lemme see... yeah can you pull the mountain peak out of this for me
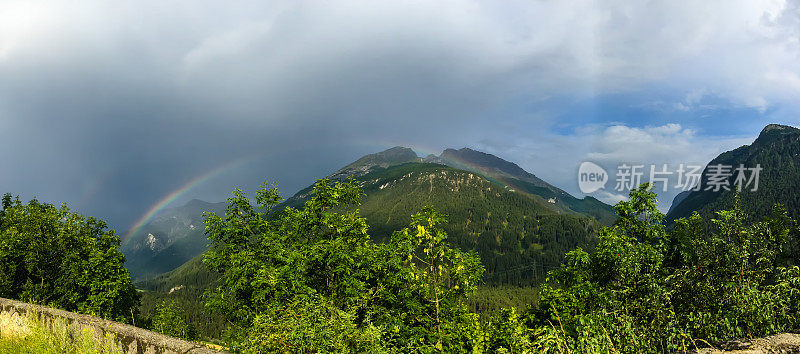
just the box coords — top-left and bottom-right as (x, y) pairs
(439, 147), (537, 181)
(347, 146), (419, 167)
(667, 123), (800, 223)
(755, 124), (800, 145)
(761, 124), (795, 133)
(185, 199), (210, 207)
(330, 146), (420, 180)
(381, 146), (418, 157)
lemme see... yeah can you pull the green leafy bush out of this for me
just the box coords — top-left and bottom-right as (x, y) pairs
(196, 180), (800, 352)
(0, 194), (138, 322)
(531, 184), (800, 353)
(151, 299), (192, 340)
(202, 179), (485, 352)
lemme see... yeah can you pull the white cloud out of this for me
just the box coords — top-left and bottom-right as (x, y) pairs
(0, 0), (798, 226)
(594, 189), (629, 206)
(477, 123), (753, 211)
(2, 0), (798, 118)
(583, 124), (752, 209)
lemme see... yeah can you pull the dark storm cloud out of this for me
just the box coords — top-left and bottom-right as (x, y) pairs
(1, 0), (799, 228)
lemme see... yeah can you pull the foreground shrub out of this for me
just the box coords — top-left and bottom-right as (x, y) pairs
(532, 184), (800, 353)
(202, 179), (484, 352)
(151, 299), (192, 340)
(0, 194), (138, 322)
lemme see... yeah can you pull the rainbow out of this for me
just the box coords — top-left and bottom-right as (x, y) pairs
(121, 143), (445, 245)
(122, 155), (258, 245)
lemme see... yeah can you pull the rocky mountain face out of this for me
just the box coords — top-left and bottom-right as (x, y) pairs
(120, 199), (226, 280)
(328, 146), (421, 180)
(667, 124), (800, 222)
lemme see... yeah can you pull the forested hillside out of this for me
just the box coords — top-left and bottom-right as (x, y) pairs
(151, 179), (800, 352)
(352, 163), (601, 284)
(667, 124), (800, 223)
(433, 147), (616, 224)
(135, 256), (226, 340)
(285, 162), (602, 285)
(4, 174), (800, 352)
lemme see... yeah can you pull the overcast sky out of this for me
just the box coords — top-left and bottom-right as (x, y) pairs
(2, 0), (799, 231)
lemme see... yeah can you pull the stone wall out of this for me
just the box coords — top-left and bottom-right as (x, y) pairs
(0, 297), (224, 354)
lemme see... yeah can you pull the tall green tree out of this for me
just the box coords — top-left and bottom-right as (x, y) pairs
(0, 194), (138, 322)
(386, 206), (484, 350)
(202, 179), (484, 352)
(152, 299), (191, 339)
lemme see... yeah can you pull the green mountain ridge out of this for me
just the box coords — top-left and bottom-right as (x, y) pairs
(339, 162), (603, 284)
(134, 146), (614, 286)
(667, 123), (800, 222)
(434, 148), (615, 223)
(264, 145), (616, 286)
(288, 146), (615, 224)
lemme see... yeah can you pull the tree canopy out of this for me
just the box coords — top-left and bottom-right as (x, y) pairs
(533, 184), (800, 352)
(202, 179), (485, 352)
(0, 194), (138, 322)
(201, 181), (800, 352)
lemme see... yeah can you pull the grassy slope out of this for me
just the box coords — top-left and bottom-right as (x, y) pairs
(0, 315), (123, 354)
